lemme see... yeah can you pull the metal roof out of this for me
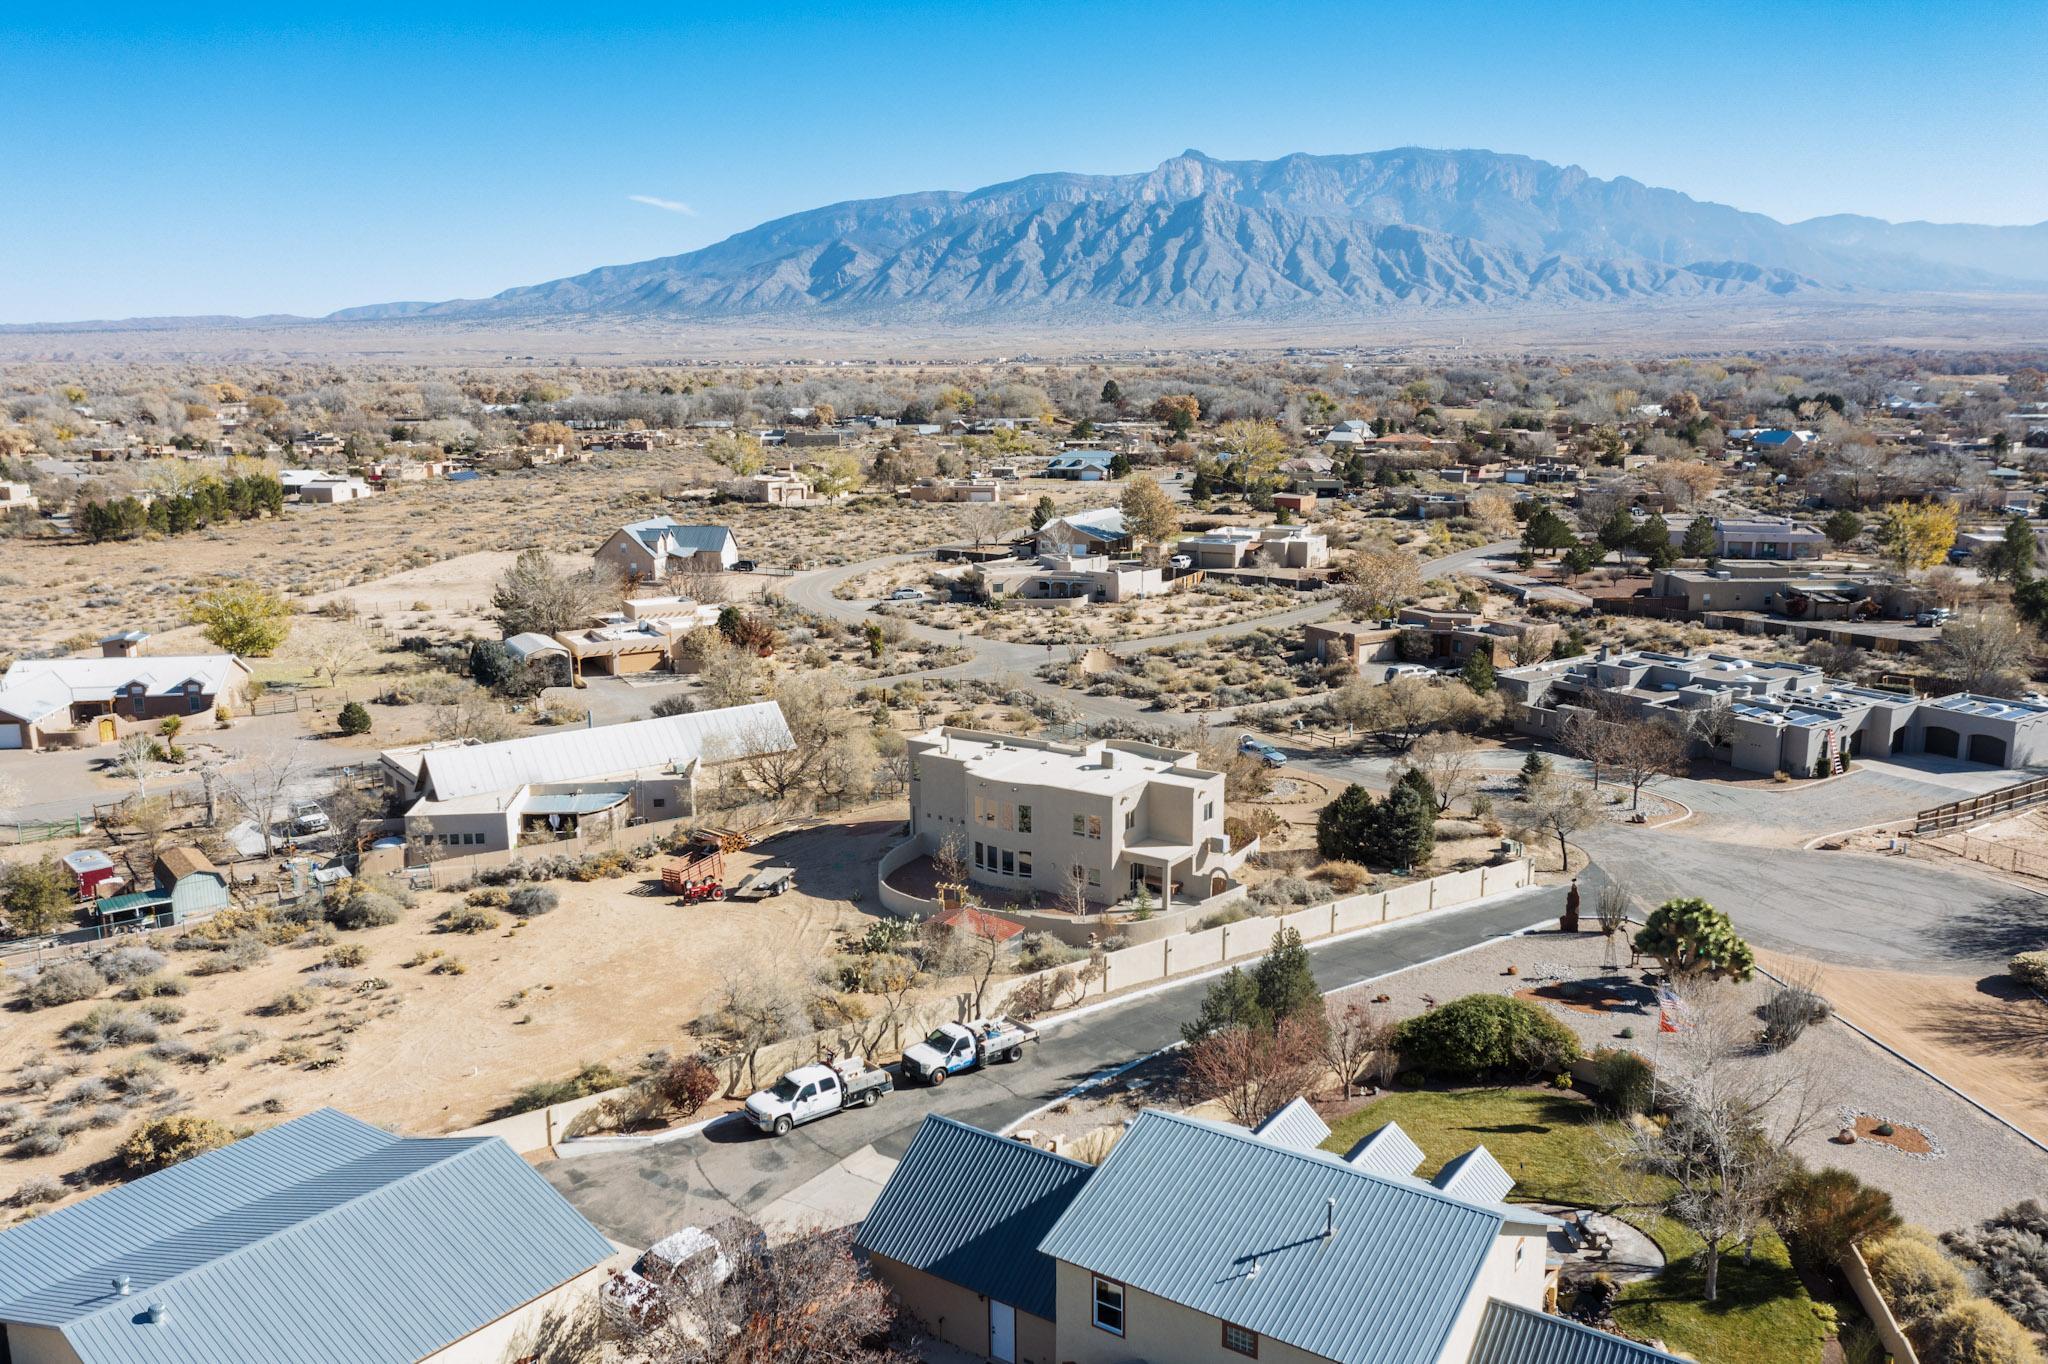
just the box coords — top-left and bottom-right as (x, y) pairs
(855, 1115), (1091, 1322)
(521, 790), (631, 815)
(621, 517), (737, 555)
(1434, 1146), (1515, 1205)
(414, 702), (790, 801)
(0, 1108), (613, 1364)
(1251, 1098), (1330, 1152)
(1468, 1299), (1685, 1364)
(1342, 1121), (1425, 1177)
(1037, 1110), (1504, 1364)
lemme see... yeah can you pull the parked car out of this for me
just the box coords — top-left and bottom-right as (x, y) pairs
(1168, 553), (1193, 570)
(1385, 664), (1436, 681)
(744, 1056), (893, 1135)
(888, 587), (927, 601)
(290, 802), (329, 834)
(1237, 734), (1287, 767)
(730, 558), (757, 573)
(1915, 608), (1953, 628)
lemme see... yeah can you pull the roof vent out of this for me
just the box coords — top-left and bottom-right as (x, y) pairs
(1323, 1196), (1338, 1240)
(1247, 1255), (1261, 1280)
(113, 1275), (131, 1296)
(144, 1302), (168, 1324)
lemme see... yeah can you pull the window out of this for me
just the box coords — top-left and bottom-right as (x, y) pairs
(1087, 868), (1100, 887)
(1017, 852), (1032, 878)
(1092, 1277), (1125, 1336)
(651, 797), (666, 809)
(1124, 808), (1136, 830)
(1073, 814), (1085, 837)
(1000, 850), (1014, 875)
(1222, 1322), (1259, 1357)
(1017, 804), (1032, 833)
(910, 759), (920, 782)
(1087, 815), (1102, 839)
(1072, 863), (1085, 884)
(1203, 801), (1215, 822)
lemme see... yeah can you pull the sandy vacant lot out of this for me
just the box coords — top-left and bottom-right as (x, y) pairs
(0, 815), (905, 1216)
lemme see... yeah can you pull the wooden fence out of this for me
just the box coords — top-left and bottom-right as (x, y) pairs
(1924, 833), (2048, 883)
(2, 816), (85, 845)
(1913, 774), (2048, 835)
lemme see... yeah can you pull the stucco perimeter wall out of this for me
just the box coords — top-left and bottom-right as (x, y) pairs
(1008, 860), (1532, 1016)
(876, 831), (934, 917)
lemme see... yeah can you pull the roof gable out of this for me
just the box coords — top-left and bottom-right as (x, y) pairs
(1469, 1299), (1686, 1364)
(1251, 1098), (1331, 1152)
(1037, 1110), (1503, 1364)
(856, 1115), (1090, 1322)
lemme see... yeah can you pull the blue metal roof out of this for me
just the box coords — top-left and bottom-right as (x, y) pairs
(0, 1108), (613, 1364)
(1251, 1098), (1330, 1152)
(1037, 1109), (1504, 1364)
(522, 789), (630, 815)
(1469, 1299), (1686, 1363)
(856, 1115), (1090, 1323)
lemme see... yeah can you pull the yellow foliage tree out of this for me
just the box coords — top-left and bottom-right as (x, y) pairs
(1877, 501), (1959, 572)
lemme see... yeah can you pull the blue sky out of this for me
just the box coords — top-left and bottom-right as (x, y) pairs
(3, 0), (2044, 322)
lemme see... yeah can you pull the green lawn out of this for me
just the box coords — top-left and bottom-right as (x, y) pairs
(1321, 1087), (1830, 1364)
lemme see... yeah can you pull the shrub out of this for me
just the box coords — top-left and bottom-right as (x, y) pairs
(106, 1055), (167, 1095)
(61, 1005), (161, 1051)
(1943, 1201), (2048, 1335)
(1865, 1228), (1969, 1326)
(337, 700), (372, 735)
(1392, 994), (1581, 1078)
(0, 1102), (25, 1133)
(1015, 933), (1081, 973)
(265, 988), (316, 1016)
(121, 972), (189, 999)
(1770, 1166), (1900, 1272)
(1918, 1298), (2044, 1364)
(22, 961), (105, 1009)
(11, 1174), (63, 1206)
(2011, 951), (2048, 993)
(432, 956), (467, 975)
(439, 906), (500, 935)
(505, 885), (558, 917)
(505, 1061), (629, 1116)
(326, 887), (403, 930)
(1195, 903), (1254, 931)
(118, 1115), (232, 1172)
(190, 937), (269, 974)
(466, 887), (510, 908)
(95, 946), (168, 984)
(10, 1122), (66, 1158)
(1759, 980), (1831, 1049)
(1589, 1048), (1654, 1115)
(651, 1055), (718, 1120)
(322, 944), (367, 969)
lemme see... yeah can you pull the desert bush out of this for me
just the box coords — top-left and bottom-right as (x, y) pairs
(505, 885), (558, 916)
(326, 887), (403, 930)
(11, 1174), (63, 1206)
(1759, 980), (1831, 1050)
(2010, 951), (2048, 993)
(1943, 1201), (2048, 1335)
(1393, 994), (1581, 1078)
(432, 956), (468, 975)
(1918, 1298), (2044, 1364)
(190, 937), (269, 974)
(1195, 903), (1254, 931)
(650, 1055), (719, 1120)
(60, 1077), (114, 1108)
(1250, 876), (1321, 908)
(265, 988), (316, 1016)
(118, 1114), (232, 1172)
(61, 1005), (161, 1051)
(1770, 1165), (1900, 1272)
(1309, 860), (1374, 894)
(1587, 1048), (1654, 1116)
(439, 906), (500, 935)
(201, 1031), (260, 1066)
(16, 1062), (64, 1094)
(121, 972), (189, 999)
(1015, 933), (1081, 973)
(148, 1038), (198, 1064)
(465, 887), (509, 908)
(21, 961), (105, 1009)
(504, 1061), (630, 1116)
(106, 1055), (167, 1095)
(0, 1103), (25, 1133)
(10, 1121), (67, 1157)
(322, 944), (367, 969)
(138, 999), (184, 1024)
(95, 946), (167, 984)
(1866, 1228), (1969, 1326)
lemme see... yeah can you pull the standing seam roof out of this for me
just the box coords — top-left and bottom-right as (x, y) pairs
(0, 1108), (613, 1364)
(1468, 1298), (1686, 1363)
(415, 702), (789, 800)
(1037, 1109), (1503, 1364)
(855, 1115), (1091, 1323)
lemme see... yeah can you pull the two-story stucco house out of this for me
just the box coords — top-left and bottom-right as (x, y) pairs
(903, 728), (1250, 910)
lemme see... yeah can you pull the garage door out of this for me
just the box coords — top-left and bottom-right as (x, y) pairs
(0, 723), (21, 749)
(1968, 733), (2008, 766)
(1923, 725), (1959, 758)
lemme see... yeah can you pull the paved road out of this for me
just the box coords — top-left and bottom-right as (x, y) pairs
(544, 881), (1566, 1245)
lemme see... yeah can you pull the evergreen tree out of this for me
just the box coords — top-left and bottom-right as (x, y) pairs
(1461, 650), (1497, 694)
(337, 701), (372, 736)
(1597, 505), (1637, 553)
(1562, 541), (1602, 578)
(1681, 514), (1717, 559)
(1632, 519), (1677, 569)
(1315, 783), (1378, 862)
(1250, 927), (1323, 1030)
(1373, 777), (1437, 869)
(1519, 750), (1551, 788)
(1108, 452), (1133, 479)
(1100, 378), (1122, 406)
(1181, 966), (1265, 1043)
(1030, 494), (1056, 531)
(1993, 512), (2036, 583)
(1822, 508), (1864, 549)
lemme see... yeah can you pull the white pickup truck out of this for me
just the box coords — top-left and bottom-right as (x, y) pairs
(743, 1056), (893, 1136)
(901, 1017), (1038, 1086)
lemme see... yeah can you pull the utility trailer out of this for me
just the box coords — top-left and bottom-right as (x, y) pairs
(660, 846), (726, 902)
(728, 866), (796, 900)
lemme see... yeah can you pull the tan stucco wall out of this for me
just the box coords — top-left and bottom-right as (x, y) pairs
(1052, 1263), (1333, 1364)
(3, 1323), (85, 1364)
(870, 1258), (1058, 1364)
(419, 1259), (615, 1364)
(1430, 1230), (1550, 1363)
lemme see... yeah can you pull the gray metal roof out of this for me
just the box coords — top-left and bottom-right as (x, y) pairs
(622, 517), (737, 554)
(1037, 1110), (1504, 1364)
(0, 1108), (613, 1364)
(414, 702), (790, 801)
(856, 1115), (1090, 1322)
(1251, 1098), (1331, 1152)
(1468, 1299), (1685, 1364)
(1434, 1146), (1515, 1205)
(1343, 1121), (1425, 1177)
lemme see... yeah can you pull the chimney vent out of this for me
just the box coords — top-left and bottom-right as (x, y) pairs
(144, 1302), (167, 1324)
(1324, 1196), (1337, 1240)
(113, 1275), (131, 1296)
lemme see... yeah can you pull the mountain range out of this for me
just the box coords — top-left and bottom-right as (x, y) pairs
(322, 148), (2048, 328)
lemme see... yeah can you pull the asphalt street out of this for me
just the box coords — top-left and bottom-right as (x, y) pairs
(544, 881), (1566, 1245)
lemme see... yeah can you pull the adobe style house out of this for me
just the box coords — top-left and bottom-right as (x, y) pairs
(857, 1107), (1681, 1364)
(965, 554), (1167, 604)
(0, 481), (37, 512)
(906, 476), (1005, 503)
(722, 468), (813, 504)
(1658, 514), (1828, 560)
(596, 517), (741, 582)
(548, 598), (721, 678)
(1501, 648), (2048, 773)
(0, 1108), (615, 1364)
(380, 702), (792, 857)
(902, 727), (1251, 910)
(0, 645), (249, 750)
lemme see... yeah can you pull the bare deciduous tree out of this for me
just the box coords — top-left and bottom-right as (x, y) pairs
(1936, 606), (2032, 697)
(1320, 1000), (1398, 1098)
(1506, 773), (1602, 870)
(1337, 546), (1423, 620)
(1412, 732), (1481, 813)
(1184, 1015), (1325, 1126)
(954, 501), (1018, 552)
(220, 741), (303, 857)
(1611, 716), (1688, 810)
(115, 732), (160, 798)
(704, 950), (807, 1098)
(306, 626), (371, 692)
